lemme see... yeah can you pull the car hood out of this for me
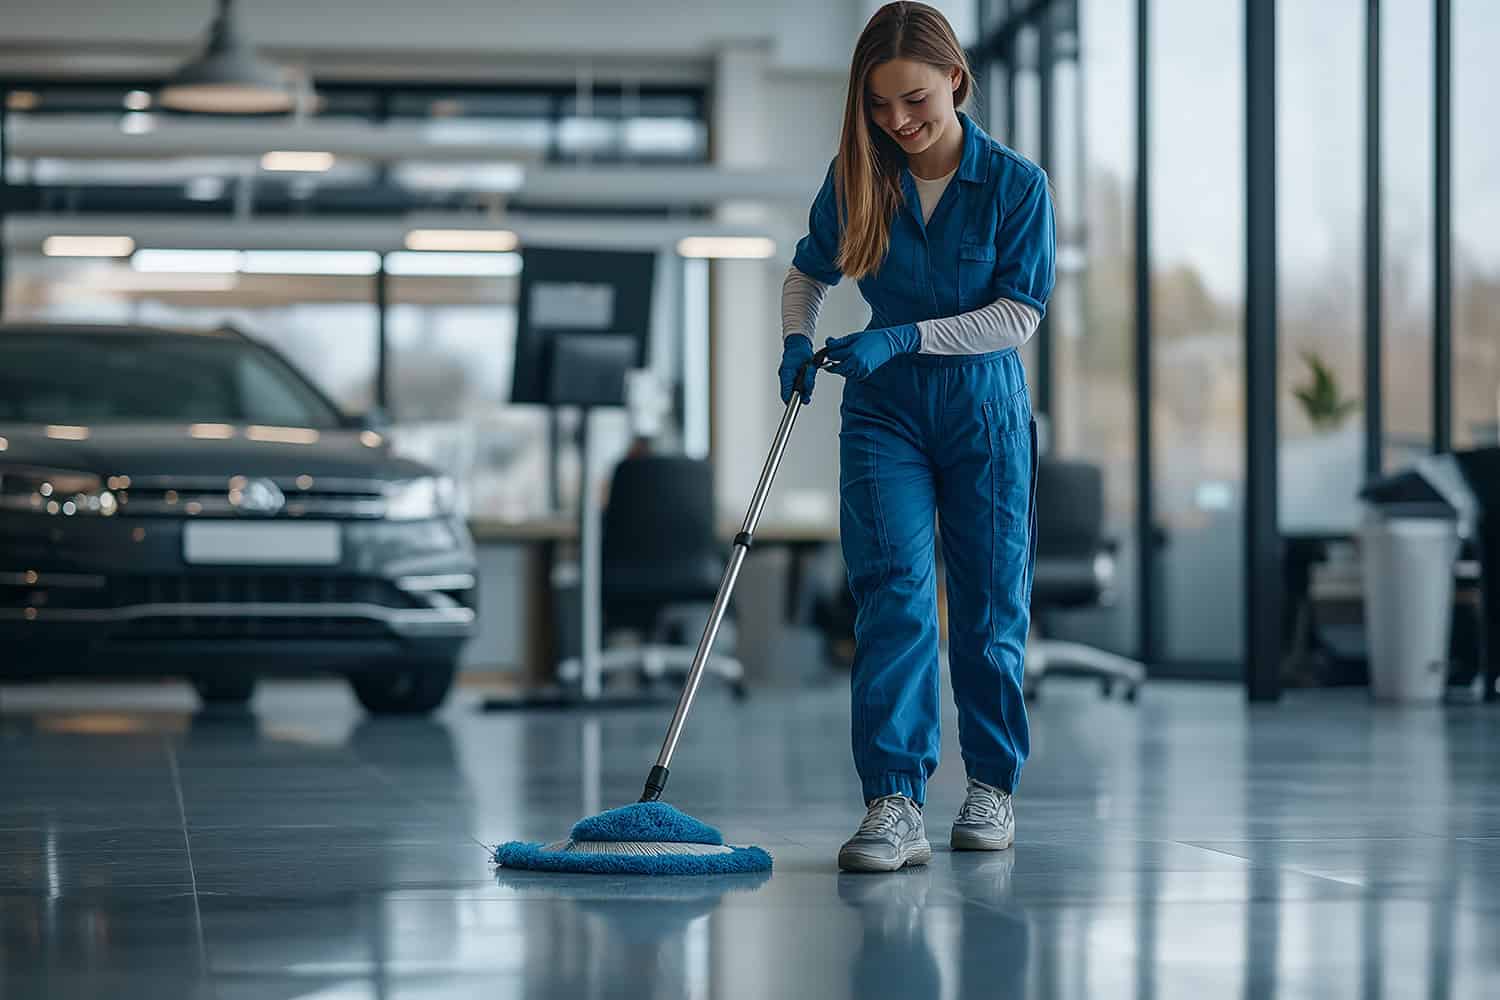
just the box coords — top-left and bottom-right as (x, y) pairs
(0, 423), (435, 482)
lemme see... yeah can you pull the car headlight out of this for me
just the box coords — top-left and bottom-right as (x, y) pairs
(383, 476), (457, 521)
(0, 465), (118, 517)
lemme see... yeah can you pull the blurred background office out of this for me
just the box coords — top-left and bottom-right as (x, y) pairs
(4, 3), (1500, 999)
(2, 0), (1497, 701)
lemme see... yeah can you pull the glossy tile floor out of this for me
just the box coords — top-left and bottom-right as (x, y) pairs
(1, 677), (1497, 999)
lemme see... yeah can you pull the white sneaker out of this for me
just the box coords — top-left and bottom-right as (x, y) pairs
(950, 778), (1015, 851)
(838, 795), (933, 873)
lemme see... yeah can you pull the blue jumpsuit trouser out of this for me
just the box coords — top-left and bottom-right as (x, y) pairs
(839, 347), (1037, 806)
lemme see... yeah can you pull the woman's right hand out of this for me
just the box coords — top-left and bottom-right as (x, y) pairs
(778, 334), (817, 404)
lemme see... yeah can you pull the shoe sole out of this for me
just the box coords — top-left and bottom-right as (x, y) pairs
(837, 839), (933, 873)
(950, 827), (1015, 851)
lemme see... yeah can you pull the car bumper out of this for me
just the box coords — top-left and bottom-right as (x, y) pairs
(0, 513), (476, 675)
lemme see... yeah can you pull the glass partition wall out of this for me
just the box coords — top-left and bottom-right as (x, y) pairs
(973, 0), (1475, 691)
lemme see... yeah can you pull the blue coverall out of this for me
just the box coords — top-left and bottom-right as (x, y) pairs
(792, 112), (1056, 806)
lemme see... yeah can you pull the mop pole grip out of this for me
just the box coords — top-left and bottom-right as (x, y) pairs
(640, 765), (670, 802)
(793, 347), (830, 398)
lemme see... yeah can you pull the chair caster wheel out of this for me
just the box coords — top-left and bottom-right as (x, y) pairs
(1124, 684), (1140, 703)
(730, 682), (749, 701)
(1100, 678), (1114, 698)
(1023, 686), (1040, 703)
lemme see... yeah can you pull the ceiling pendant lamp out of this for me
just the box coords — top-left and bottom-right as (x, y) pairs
(159, 0), (296, 114)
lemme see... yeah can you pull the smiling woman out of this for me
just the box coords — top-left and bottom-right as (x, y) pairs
(834, 1), (976, 279)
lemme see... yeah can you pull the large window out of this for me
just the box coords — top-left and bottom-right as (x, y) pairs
(3, 259), (378, 413)
(1454, 0), (1500, 447)
(386, 271), (550, 520)
(1276, 0), (1364, 531)
(1380, 0), (1434, 470)
(1048, 0), (1138, 656)
(1149, 0), (1244, 665)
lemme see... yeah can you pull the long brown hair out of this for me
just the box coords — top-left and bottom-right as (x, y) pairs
(835, 2), (974, 280)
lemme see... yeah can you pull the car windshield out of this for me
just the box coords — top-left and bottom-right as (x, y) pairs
(0, 330), (344, 428)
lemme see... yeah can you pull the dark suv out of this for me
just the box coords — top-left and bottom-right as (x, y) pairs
(0, 322), (476, 714)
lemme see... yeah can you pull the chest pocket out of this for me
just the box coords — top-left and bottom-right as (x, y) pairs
(957, 241), (997, 311)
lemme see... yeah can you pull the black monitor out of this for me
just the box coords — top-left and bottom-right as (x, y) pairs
(510, 247), (656, 406)
(546, 333), (638, 407)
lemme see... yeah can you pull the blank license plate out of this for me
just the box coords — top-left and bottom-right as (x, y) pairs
(184, 522), (342, 566)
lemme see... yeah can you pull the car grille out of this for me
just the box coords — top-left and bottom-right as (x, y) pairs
(115, 475), (387, 519)
(109, 574), (408, 608)
(114, 616), (391, 640)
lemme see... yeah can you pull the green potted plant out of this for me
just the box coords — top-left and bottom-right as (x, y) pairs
(1282, 351), (1363, 532)
(1293, 350), (1360, 430)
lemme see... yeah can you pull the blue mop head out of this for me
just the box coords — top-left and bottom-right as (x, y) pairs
(494, 801), (773, 875)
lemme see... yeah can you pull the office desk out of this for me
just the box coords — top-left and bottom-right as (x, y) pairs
(468, 515), (838, 683)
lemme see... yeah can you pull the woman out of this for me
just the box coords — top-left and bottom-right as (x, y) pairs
(779, 1), (1054, 872)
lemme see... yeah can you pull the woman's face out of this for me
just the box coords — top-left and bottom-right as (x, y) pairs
(866, 58), (962, 156)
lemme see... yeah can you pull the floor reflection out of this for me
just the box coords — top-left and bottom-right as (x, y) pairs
(1, 681), (1497, 999)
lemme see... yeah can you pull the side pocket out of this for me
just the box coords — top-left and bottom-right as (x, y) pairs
(982, 389), (1033, 535)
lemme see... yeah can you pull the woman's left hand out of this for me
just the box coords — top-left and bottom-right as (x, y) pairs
(824, 324), (921, 381)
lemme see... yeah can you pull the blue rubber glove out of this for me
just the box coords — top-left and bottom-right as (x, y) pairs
(823, 324), (921, 381)
(778, 334), (818, 404)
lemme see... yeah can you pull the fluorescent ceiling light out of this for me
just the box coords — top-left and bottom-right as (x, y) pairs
(6, 90), (39, 111)
(124, 90), (152, 111)
(45, 425), (92, 441)
(43, 236), (135, 258)
(189, 423), (236, 440)
(385, 251), (522, 277)
(261, 150), (335, 172)
(676, 236), (777, 259)
(403, 229), (518, 252)
(133, 249), (243, 273)
(241, 251), (380, 275)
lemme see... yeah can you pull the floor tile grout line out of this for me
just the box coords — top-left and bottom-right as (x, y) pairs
(164, 735), (212, 985)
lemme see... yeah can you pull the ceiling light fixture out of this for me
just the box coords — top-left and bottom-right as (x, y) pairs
(43, 236), (136, 258)
(158, 0), (296, 114)
(260, 150), (335, 172)
(676, 236), (777, 260)
(404, 229), (519, 253)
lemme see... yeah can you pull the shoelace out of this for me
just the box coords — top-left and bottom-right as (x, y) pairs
(857, 795), (908, 836)
(956, 782), (1006, 825)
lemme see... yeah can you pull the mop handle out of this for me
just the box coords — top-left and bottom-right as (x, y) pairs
(641, 348), (830, 802)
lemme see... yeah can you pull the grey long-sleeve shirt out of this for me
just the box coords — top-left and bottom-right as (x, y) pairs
(780, 264), (1040, 354)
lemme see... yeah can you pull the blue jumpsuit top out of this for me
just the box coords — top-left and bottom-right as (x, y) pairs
(791, 111), (1056, 339)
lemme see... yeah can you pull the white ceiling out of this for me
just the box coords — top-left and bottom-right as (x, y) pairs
(0, 0), (871, 78)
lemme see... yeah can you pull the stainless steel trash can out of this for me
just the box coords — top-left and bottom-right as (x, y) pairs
(1359, 508), (1460, 702)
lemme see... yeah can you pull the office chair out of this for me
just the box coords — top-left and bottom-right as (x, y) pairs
(558, 454), (747, 697)
(1024, 457), (1146, 701)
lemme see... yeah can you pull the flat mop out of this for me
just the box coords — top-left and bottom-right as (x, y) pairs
(494, 349), (829, 875)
